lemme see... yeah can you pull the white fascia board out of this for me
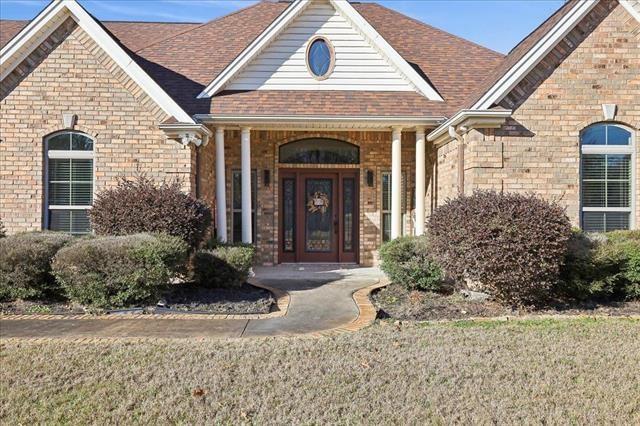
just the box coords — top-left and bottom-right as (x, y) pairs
(1, 0), (194, 123)
(331, 0), (443, 101)
(471, 0), (598, 110)
(620, 0), (640, 23)
(195, 114), (445, 129)
(427, 109), (512, 142)
(158, 123), (212, 135)
(0, 0), (64, 79)
(197, 0), (310, 98)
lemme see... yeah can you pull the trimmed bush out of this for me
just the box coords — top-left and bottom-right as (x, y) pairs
(0, 232), (75, 301)
(192, 244), (256, 289)
(379, 236), (443, 291)
(89, 175), (212, 249)
(52, 233), (189, 308)
(559, 230), (640, 301)
(428, 191), (572, 305)
(0, 217), (5, 238)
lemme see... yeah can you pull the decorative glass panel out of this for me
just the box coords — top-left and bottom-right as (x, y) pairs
(382, 213), (391, 243)
(282, 178), (296, 253)
(305, 179), (333, 252)
(279, 139), (359, 164)
(381, 171), (407, 242)
(307, 38), (332, 78)
(231, 170), (257, 243)
(343, 178), (355, 252)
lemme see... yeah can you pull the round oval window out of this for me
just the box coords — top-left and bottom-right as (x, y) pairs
(307, 38), (332, 78)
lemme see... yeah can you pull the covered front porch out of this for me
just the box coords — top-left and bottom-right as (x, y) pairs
(196, 115), (444, 265)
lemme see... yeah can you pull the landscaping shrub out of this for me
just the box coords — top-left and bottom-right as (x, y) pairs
(379, 235), (443, 291)
(0, 217), (5, 238)
(192, 243), (256, 289)
(428, 191), (572, 305)
(0, 232), (75, 301)
(559, 230), (640, 301)
(52, 233), (189, 308)
(89, 175), (212, 249)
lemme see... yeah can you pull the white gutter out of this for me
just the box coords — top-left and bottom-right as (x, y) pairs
(195, 114), (446, 129)
(427, 109), (512, 142)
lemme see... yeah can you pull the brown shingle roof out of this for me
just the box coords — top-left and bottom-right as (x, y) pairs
(209, 90), (452, 117)
(1, 1), (506, 117)
(353, 3), (503, 114)
(463, 0), (580, 109)
(0, 19), (200, 51)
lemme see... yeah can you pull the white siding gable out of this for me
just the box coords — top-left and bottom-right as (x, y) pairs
(225, 0), (418, 92)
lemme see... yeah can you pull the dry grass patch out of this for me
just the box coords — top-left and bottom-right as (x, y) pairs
(1, 318), (639, 424)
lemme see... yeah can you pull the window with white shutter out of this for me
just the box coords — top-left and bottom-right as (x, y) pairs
(580, 124), (635, 232)
(45, 132), (94, 234)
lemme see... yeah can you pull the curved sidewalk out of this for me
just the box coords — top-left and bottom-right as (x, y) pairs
(0, 266), (386, 340)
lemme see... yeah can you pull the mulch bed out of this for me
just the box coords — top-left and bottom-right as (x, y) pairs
(372, 284), (640, 321)
(0, 283), (275, 316)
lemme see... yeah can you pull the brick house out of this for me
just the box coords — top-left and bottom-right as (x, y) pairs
(1, 0), (638, 266)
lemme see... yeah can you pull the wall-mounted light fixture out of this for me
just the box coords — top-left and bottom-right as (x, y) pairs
(263, 170), (271, 187)
(366, 169), (374, 187)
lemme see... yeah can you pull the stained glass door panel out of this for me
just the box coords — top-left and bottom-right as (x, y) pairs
(305, 178), (334, 253)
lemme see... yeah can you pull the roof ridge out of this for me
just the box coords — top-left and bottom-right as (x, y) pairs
(135, 0), (271, 54)
(358, 2), (504, 58)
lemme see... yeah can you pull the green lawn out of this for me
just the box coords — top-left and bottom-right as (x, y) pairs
(2, 318), (639, 424)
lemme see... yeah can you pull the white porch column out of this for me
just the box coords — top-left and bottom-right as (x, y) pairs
(241, 127), (253, 244)
(391, 126), (403, 240)
(415, 127), (426, 236)
(215, 127), (228, 243)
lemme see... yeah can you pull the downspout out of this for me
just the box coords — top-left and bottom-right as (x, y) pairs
(448, 126), (467, 195)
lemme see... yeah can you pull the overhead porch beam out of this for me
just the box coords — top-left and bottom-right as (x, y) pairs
(194, 114), (445, 132)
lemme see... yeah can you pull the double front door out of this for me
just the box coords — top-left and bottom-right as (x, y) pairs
(279, 170), (359, 263)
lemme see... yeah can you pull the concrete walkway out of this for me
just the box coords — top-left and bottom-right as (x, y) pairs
(0, 266), (384, 340)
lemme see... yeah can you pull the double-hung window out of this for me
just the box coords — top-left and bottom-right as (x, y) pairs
(381, 171), (407, 242)
(231, 169), (257, 243)
(580, 123), (635, 232)
(45, 131), (94, 234)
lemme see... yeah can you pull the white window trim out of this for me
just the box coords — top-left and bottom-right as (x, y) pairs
(580, 123), (636, 231)
(44, 131), (95, 232)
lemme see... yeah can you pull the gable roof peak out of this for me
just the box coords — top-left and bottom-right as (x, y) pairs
(0, 0), (194, 122)
(197, 0), (445, 101)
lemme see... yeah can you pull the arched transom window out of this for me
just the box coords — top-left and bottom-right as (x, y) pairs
(580, 123), (635, 232)
(279, 138), (359, 164)
(45, 131), (94, 234)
